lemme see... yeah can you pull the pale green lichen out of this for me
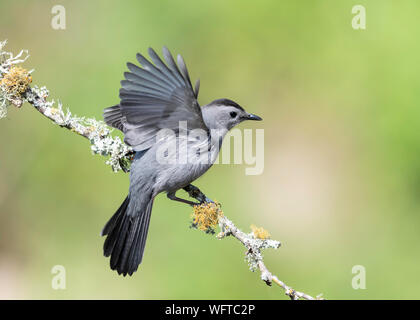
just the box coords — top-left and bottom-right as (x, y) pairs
(88, 121), (132, 172)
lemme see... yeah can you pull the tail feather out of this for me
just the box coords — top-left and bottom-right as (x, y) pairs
(101, 196), (129, 237)
(126, 216), (143, 272)
(109, 214), (130, 270)
(102, 196), (154, 276)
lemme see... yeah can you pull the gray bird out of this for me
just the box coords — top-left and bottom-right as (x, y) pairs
(101, 47), (262, 276)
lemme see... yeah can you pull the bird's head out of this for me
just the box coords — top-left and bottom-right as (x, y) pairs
(202, 98), (262, 131)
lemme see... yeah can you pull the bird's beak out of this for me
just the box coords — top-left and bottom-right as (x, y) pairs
(246, 113), (263, 121)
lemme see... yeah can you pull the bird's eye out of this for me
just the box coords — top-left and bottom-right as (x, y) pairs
(230, 111), (237, 118)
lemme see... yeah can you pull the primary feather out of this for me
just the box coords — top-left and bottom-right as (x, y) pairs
(103, 47), (207, 151)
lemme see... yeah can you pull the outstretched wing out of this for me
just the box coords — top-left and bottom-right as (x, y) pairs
(104, 47), (206, 151)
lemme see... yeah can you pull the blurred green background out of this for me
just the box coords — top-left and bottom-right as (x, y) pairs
(1, 0), (420, 299)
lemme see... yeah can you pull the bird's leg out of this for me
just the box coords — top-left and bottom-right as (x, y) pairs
(167, 185), (214, 207)
(183, 184), (214, 204)
(167, 191), (200, 207)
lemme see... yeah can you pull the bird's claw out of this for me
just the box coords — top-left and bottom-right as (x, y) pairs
(183, 184), (214, 204)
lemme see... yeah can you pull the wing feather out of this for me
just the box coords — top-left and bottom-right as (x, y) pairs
(126, 62), (176, 90)
(194, 79), (200, 98)
(162, 47), (189, 86)
(136, 53), (175, 88)
(104, 47), (207, 151)
(147, 48), (184, 87)
(177, 54), (193, 90)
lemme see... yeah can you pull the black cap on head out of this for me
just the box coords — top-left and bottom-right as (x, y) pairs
(210, 98), (245, 111)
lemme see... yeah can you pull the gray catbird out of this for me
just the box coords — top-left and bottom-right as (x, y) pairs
(101, 47), (262, 276)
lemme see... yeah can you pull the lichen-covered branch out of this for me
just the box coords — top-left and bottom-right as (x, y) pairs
(23, 85), (133, 172)
(0, 41), (323, 300)
(190, 200), (322, 300)
(220, 215), (319, 300)
(0, 40), (133, 172)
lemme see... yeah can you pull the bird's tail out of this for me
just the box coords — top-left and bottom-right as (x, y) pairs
(101, 196), (154, 276)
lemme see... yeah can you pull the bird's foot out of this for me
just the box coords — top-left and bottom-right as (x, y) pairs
(183, 184), (214, 204)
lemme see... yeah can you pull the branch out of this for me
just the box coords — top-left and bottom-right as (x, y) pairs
(219, 216), (317, 300)
(0, 40), (133, 172)
(188, 192), (320, 300)
(23, 85), (134, 172)
(0, 41), (323, 300)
